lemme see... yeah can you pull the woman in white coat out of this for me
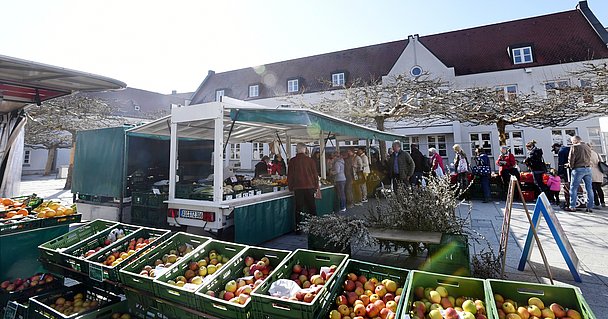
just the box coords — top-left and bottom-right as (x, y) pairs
(589, 148), (606, 208)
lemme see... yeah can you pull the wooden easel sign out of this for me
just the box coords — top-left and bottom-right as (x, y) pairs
(518, 193), (582, 282)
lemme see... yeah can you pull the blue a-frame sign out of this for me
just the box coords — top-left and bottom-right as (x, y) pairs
(518, 193), (582, 282)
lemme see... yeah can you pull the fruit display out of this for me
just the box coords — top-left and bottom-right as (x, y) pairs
(82, 228), (127, 258)
(98, 235), (155, 267)
(32, 201), (76, 218)
(111, 312), (132, 319)
(203, 255), (275, 306)
(29, 285), (121, 319)
(136, 242), (194, 278)
(493, 294), (583, 319)
(408, 285), (487, 319)
(0, 273), (56, 292)
(165, 249), (230, 290)
(269, 263), (338, 303)
(328, 273), (403, 319)
(47, 293), (100, 316)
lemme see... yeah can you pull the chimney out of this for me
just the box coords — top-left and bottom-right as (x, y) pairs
(171, 90), (177, 95)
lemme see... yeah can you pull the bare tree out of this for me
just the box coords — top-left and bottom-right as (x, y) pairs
(25, 95), (124, 189)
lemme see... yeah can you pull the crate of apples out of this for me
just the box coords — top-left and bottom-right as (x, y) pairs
(0, 273), (61, 308)
(195, 247), (290, 319)
(488, 279), (592, 319)
(28, 284), (121, 318)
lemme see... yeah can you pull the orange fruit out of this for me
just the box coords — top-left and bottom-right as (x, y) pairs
(12, 202), (23, 208)
(2, 198), (13, 206)
(17, 208), (28, 216)
(37, 212), (46, 218)
(45, 210), (56, 218)
(6, 211), (17, 218)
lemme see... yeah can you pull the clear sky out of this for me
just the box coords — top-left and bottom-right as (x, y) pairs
(1, 1), (606, 94)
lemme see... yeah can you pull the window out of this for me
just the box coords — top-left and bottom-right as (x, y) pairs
(506, 131), (524, 156)
(512, 46), (533, 64)
(588, 127), (604, 154)
(551, 129), (577, 146)
(410, 66), (423, 77)
(215, 90), (224, 101)
(402, 136), (419, 153)
(134, 105), (140, 111)
(496, 85), (517, 101)
(287, 79), (299, 93)
(230, 144), (240, 160)
(427, 135), (447, 157)
(252, 143), (264, 160)
(470, 133), (492, 156)
(331, 73), (345, 87)
(545, 80), (570, 98)
(23, 150), (30, 165)
(248, 85), (259, 98)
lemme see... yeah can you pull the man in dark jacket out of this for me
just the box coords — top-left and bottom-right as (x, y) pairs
(288, 143), (319, 232)
(254, 156), (270, 177)
(409, 144), (429, 186)
(388, 140), (415, 188)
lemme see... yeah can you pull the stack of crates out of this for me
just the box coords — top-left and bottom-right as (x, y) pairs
(131, 192), (169, 228)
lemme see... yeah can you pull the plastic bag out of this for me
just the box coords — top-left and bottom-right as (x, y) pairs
(269, 279), (301, 298)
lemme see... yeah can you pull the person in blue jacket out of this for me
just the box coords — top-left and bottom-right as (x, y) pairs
(475, 147), (492, 202)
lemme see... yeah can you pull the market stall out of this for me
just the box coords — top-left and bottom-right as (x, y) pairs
(127, 97), (404, 245)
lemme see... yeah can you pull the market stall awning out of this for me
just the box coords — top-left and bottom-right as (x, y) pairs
(0, 54), (127, 113)
(127, 98), (405, 143)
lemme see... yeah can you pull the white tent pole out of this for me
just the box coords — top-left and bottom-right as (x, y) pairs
(214, 104), (225, 203)
(319, 132), (326, 180)
(168, 122), (178, 201)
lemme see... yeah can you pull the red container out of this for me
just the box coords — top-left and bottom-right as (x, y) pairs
(520, 172), (534, 184)
(521, 190), (536, 202)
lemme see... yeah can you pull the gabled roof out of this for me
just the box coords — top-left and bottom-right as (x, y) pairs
(191, 2), (608, 104)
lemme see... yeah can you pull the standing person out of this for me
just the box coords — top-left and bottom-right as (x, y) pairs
(453, 144), (470, 193)
(496, 146), (518, 189)
(552, 142), (571, 207)
(270, 154), (286, 176)
(474, 147), (492, 203)
(344, 149), (355, 208)
(388, 140), (415, 189)
(254, 156), (270, 177)
(330, 152), (346, 212)
(564, 136), (594, 213)
(429, 148), (445, 177)
(524, 140), (548, 197)
(589, 147), (606, 209)
(312, 151), (321, 177)
(409, 144), (429, 186)
(357, 148), (371, 203)
(287, 143), (319, 232)
(350, 149), (363, 206)
(545, 169), (562, 205)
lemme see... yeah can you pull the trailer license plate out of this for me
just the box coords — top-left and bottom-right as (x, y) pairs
(179, 209), (204, 219)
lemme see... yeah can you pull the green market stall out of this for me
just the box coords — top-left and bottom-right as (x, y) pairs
(126, 97), (404, 245)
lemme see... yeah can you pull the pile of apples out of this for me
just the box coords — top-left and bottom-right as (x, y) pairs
(48, 292), (99, 316)
(494, 294), (582, 319)
(100, 236), (158, 267)
(166, 249), (229, 290)
(271, 263), (337, 303)
(328, 273), (402, 319)
(409, 286), (487, 319)
(111, 312), (132, 319)
(138, 243), (194, 278)
(82, 228), (126, 258)
(204, 255), (273, 305)
(0, 273), (56, 292)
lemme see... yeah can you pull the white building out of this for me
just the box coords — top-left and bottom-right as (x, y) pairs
(188, 1), (608, 171)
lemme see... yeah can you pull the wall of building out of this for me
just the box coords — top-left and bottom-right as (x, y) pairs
(22, 147), (71, 175)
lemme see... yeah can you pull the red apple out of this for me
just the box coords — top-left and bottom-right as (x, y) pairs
(295, 291), (305, 301)
(224, 291), (234, 301)
(346, 292), (358, 305)
(344, 279), (356, 292)
(303, 293), (314, 303)
(366, 303), (380, 317)
(358, 275), (367, 284)
(292, 264), (302, 274)
(336, 295), (347, 306)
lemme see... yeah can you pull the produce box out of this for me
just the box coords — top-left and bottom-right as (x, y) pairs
(119, 232), (211, 294)
(195, 246), (291, 319)
(28, 284), (121, 319)
(424, 233), (471, 277)
(130, 206), (168, 229)
(156, 299), (200, 319)
(250, 249), (349, 319)
(0, 273), (64, 312)
(486, 279), (596, 319)
(85, 227), (171, 282)
(153, 239), (247, 308)
(318, 259), (410, 319)
(402, 270), (488, 319)
(0, 217), (42, 236)
(3, 299), (28, 319)
(38, 215), (82, 229)
(60, 224), (141, 276)
(124, 289), (163, 319)
(39, 220), (118, 265)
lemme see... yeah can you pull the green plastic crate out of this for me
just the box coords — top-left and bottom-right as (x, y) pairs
(0, 217), (42, 236)
(156, 299), (200, 319)
(38, 215), (82, 229)
(424, 234), (471, 277)
(85, 227), (171, 282)
(27, 284), (121, 319)
(123, 290), (164, 319)
(60, 224), (141, 276)
(250, 249), (349, 319)
(130, 206), (168, 229)
(119, 232), (211, 294)
(39, 220), (118, 265)
(153, 239), (247, 308)
(318, 259), (410, 319)
(402, 270), (488, 319)
(0, 273), (64, 313)
(195, 246), (291, 319)
(486, 279), (596, 319)
(3, 299), (28, 319)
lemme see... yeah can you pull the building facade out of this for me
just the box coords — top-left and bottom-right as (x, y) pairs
(189, 1), (608, 171)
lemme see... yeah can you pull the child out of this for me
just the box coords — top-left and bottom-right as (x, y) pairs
(545, 169), (561, 205)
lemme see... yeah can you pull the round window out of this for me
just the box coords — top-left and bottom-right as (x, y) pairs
(410, 66), (423, 77)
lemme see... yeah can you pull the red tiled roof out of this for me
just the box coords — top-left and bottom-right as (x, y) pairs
(191, 5), (608, 104)
(420, 9), (608, 75)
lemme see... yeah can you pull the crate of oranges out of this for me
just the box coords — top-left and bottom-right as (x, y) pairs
(32, 201), (81, 228)
(0, 198), (80, 236)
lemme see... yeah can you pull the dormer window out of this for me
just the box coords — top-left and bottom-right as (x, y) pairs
(249, 84), (259, 98)
(215, 89), (224, 101)
(512, 46), (533, 64)
(331, 73), (345, 86)
(287, 79), (299, 93)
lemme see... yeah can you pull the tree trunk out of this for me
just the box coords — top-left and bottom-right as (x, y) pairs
(63, 139), (75, 190)
(375, 116), (388, 162)
(496, 119), (508, 146)
(43, 145), (58, 176)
